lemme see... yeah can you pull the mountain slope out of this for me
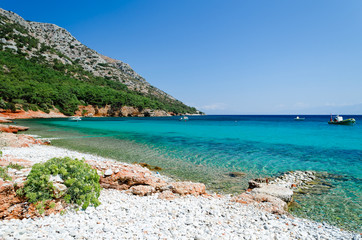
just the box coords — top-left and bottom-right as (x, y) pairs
(0, 8), (199, 116)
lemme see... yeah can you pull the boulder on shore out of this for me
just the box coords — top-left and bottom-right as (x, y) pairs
(231, 192), (288, 215)
(0, 124), (29, 133)
(251, 185), (293, 203)
(0, 118), (12, 123)
(0, 132), (46, 147)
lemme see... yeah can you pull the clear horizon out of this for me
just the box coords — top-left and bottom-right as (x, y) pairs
(2, 1), (362, 114)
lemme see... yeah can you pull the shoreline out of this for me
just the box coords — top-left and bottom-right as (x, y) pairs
(0, 108), (204, 121)
(0, 130), (360, 239)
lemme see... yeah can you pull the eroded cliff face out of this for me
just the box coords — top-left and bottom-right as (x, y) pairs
(0, 109), (66, 119)
(0, 8), (175, 100)
(74, 105), (174, 117)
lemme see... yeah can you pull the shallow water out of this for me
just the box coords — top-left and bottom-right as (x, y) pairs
(16, 115), (361, 231)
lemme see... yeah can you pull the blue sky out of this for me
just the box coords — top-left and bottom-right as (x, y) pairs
(2, 0), (362, 114)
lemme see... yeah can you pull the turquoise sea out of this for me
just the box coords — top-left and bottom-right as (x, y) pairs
(16, 115), (361, 231)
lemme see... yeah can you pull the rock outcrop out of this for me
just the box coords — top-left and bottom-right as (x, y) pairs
(232, 171), (317, 215)
(74, 105), (172, 117)
(0, 118), (12, 123)
(0, 109), (66, 119)
(87, 159), (206, 198)
(0, 124), (29, 133)
(231, 192), (288, 215)
(0, 132), (47, 147)
(0, 181), (64, 220)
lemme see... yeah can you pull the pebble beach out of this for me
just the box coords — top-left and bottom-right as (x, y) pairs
(0, 144), (359, 240)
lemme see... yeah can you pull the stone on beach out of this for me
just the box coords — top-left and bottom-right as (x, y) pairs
(157, 190), (177, 200)
(231, 192), (288, 215)
(0, 180), (65, 220)
(170, 182), (206, 196)
(0, 124), (29, 133)
(53, 183), (67, 196)
(0, 132), (46, 148)
(251, 185), (294, 203)
(49, 174), (63, 183)
(0, 118), (12, 123)
(129, 185), (155, 196)
(98, 161), (206, 197)
(104, 169), (113, 176)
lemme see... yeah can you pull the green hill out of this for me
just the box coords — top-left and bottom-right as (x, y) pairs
(0, 9), (200, 116)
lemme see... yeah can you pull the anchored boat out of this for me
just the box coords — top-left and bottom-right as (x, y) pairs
(328, 115), (355, 125)
(69, 116), (82, 122)
(179, 116), (189, 121)
(294, 116), (305, 121)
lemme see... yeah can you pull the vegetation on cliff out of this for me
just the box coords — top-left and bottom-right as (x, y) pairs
(0, 11), (199, 115)
(0, 50), (197, 115)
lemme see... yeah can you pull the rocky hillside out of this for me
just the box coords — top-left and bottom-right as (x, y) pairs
(0, 8), (200, 116)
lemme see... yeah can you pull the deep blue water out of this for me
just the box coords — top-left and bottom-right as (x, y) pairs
(17, 115), (362, 231)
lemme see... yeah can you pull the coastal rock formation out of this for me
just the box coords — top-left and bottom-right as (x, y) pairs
(0, 124), (29, 133)
(0, 8), (203, 117)
(269, 170), (316, 189)
(0, 132), (46, 147)
(0, 155), (65, 220)
(74, 105), (172, 117)
(238, 171), (317, 214)
(169, 182), (206, 196)
(0, 8), (176, 102)
(129, 185), (155, 196)
(0, 118), (12, 123)
(157, 190), (177, 200)
(95, 161), (206, 198)
(251, 185), (293, 203)
(0, 109), (66, 119)
(0, 181), (64, 220)
(231, 192), (288, 215)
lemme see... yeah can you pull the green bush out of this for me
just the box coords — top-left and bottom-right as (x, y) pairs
(12, 99), (26, 104)
(0, 167), (11, 181)
(22, 103), (29, 111)
(21, 157), (101, 210)
(0, 98), (6, 109)
(29, 104), (38, 111)
(39, 103), (48, 110)
(7, 162), (24, 170)
(7, 102), (16, 111)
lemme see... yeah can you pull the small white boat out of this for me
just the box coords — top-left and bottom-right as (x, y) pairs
(69, 116), (82, 121)
(179, 116), (189, 121)
(294, 116), (305, 121)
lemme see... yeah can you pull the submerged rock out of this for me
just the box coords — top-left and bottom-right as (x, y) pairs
(243, 170), (318, 214)
(227, 172), (246, 178)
